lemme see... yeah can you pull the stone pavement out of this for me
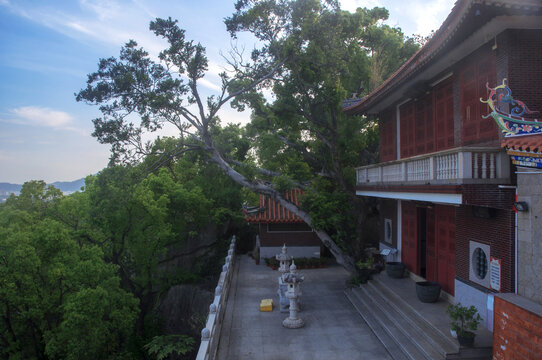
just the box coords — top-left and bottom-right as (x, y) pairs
(216, 255), (392, 360)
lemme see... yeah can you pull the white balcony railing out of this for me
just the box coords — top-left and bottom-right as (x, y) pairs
(356, 147), (510, 186)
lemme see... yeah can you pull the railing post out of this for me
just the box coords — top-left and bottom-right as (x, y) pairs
(473, 153), (479, 179)
(490, 153), (496, 179)
(481, 153), (487, 179)
(458, 151), (472, 180)
(430, 156), (436, 180)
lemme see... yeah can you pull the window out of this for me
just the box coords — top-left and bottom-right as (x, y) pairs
(473, 248), (488, 280)
(384, 218), (393, 244)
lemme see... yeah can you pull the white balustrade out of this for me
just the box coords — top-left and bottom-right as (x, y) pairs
(196, 236), (237, 360)
(355, 147), (508, 186)
(382, 163), (403, 182)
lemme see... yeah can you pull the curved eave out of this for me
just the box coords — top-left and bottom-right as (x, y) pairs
(344, 0), (542, 116)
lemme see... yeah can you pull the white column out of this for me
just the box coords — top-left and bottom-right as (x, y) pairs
(474, 153), (479, 179)
(397, 200), (402, 262)
(482, 153), (487, 179)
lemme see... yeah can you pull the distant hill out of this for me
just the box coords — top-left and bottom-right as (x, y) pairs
(50, 178), (86, 194)
(0, 178), (86, 202)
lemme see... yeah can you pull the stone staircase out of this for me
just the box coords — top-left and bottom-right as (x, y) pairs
(344, 273), (493, 360)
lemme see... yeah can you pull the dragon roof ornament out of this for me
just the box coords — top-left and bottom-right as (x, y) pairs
(481, 79), (541, 137)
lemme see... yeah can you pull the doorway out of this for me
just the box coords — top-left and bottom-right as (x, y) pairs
(417, 207), (427, 278)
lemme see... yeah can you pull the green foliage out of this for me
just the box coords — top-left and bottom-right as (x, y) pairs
(446, 303), (482, 336)
(0, 206), (138, 360)
(0, 139), (245, 358)
(144, 335), (195, 360)
(356, 257), (374, 270)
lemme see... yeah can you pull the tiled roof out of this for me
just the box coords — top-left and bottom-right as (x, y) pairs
(344, 0), (542, 115)
(501, 134), (542, 153)
(244, 188), (305, 224)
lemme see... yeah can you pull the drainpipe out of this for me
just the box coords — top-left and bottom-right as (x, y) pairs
(498, 185), (517, 293)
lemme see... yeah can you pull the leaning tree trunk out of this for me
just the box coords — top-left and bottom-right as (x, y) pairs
(208, 146), (357, 274)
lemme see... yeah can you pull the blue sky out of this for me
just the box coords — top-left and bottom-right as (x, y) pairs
(0, 0), (454, 184)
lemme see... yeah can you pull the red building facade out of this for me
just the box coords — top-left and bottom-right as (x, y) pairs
(345, 0), (542, 331)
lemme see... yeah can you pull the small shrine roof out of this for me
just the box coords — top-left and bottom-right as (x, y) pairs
(244, 188), (305, 224)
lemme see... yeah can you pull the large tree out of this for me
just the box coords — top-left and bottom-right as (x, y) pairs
(76, 0), (418, 272)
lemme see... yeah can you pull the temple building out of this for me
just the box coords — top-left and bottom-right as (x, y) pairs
(344, 0), (542, 348)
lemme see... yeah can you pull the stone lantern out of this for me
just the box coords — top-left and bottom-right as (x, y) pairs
(276, 244), (293, 312)
(276, 244), (292, 274)
(281, 261), (305, 328)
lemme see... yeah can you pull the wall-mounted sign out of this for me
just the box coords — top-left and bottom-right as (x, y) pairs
(490, 257), (501, 292)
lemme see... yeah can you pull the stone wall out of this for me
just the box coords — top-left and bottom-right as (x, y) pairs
(455, 278), (492, 329)
(260, 246), (320, 261)
(517, 171), (542, 304)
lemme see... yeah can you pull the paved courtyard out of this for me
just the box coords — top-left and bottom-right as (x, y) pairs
(216, 255), (392, 360)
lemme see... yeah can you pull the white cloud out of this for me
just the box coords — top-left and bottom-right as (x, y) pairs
(3, 106), (89, 136)
(408, 0), (455, 36)
(12, 106), (73, 127)
(199, 78), (222, 92)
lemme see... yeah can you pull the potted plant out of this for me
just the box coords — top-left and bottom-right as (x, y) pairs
(356, 257), (374, 284)
(415, 281), (441, 303)
(446, 303), (482, 347)
(385, 262), (406, 278)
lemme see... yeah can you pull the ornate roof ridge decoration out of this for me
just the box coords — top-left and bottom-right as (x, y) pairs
(481, 78), (541, 137)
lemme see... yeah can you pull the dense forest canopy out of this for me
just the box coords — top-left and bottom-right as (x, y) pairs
(2, 1), (421, 359)
(0, 153), (246, 359)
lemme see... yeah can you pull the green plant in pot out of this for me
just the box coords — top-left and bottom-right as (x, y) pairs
(446, 303), (482, 347)
(356, 257), (374, 284)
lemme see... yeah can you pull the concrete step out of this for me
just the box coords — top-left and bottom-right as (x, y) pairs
(359, 282), (446, 359)
(344, 288), (410, 360)
(370, 273), (492, 360)
(367, 278), (458, 358)
(345, 273), (493, 360)
(351, 285), (442, 360)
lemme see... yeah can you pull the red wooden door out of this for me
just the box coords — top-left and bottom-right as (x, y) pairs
(401, 202), (418, 274)
(435, 205), (456, 295)
(425, 208), (437, 282)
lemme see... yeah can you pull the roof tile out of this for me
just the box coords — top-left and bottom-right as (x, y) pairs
(501, 134), (542, 152)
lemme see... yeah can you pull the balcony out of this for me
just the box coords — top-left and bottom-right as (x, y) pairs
(356, 147), (510, 186)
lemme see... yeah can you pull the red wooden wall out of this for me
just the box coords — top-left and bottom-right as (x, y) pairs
(433, 78), (454, 151)
(400, 102), (416, 158)
(415, 92), (435, 154)
(460, 48), (498, 145)
(399, 76), (454, 159)
(379, 110), (396, 162)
